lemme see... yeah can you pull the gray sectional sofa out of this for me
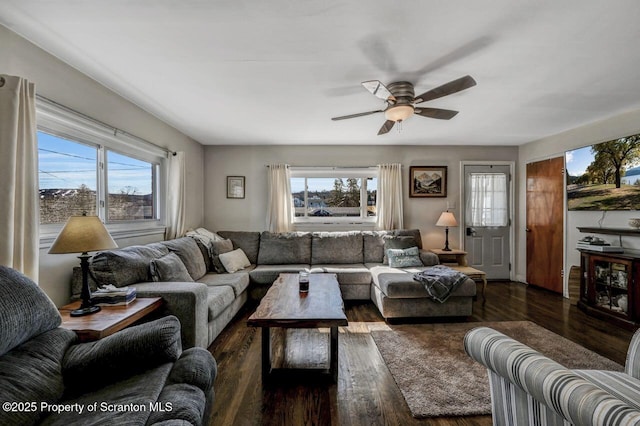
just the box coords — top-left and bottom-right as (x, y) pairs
(79, 229), (476, 349)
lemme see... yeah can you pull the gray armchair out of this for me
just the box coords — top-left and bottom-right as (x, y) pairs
(0, 265), (217, 426)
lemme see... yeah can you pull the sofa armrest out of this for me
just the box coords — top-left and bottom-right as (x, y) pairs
(419, 250), (439, 266)
(134, 281), (210, 349)
(63, 316), (182, 393)
(465, 327), (640, 426)
(625, 328), (640, 379)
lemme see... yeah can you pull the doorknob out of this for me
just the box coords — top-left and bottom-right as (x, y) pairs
(525, 228), (531, 232)
(466, 227), (476, 236)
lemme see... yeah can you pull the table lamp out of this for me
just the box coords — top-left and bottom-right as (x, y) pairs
(49, 214), (117, 316)
(436, 211), (458, 252)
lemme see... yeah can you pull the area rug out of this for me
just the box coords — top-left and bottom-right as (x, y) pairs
(369, 321), (623, 418)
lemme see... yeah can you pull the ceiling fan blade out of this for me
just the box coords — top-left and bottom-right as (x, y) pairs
(377, 120), (395, 135)
(362, 80), (396, 102)
(414, 107), (459, 120)
(331, 110), (384, 121)
(413, 75), (477, 104)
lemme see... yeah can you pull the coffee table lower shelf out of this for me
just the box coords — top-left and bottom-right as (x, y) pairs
(247, 273), (348, 383)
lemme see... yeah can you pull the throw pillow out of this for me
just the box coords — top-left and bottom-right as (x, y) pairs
(211, 239), (234, 273)
(387, 246), (423, 268)
(218, 248), (251, 273)
(383, 235), (418, 264)
(150, 252), (194, 282)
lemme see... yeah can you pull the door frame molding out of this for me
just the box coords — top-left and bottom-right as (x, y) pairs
(459, 160), (516, 281)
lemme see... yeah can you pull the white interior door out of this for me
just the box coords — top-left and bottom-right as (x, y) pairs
(463, 164), (511, 279)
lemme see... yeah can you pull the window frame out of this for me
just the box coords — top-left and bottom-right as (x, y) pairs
(290, 167), (378, 228)
(37, 97), (167, 246)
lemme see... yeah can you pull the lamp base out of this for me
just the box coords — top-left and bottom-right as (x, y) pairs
(441, 247), (452, 252)
(70, 305), (101, 317)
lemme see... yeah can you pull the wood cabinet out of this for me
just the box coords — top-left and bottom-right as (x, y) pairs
(578, 250), (640, 329)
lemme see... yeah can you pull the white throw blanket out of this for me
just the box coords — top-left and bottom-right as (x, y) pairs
(413, 265), (467, 303)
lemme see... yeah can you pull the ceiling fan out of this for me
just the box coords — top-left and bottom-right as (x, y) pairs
(331, 75), (476, 135)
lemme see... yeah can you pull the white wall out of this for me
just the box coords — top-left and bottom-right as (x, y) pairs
(518, 108), (640, 292)
(203, 144), (518, 253)
(1, 25), (205, 306)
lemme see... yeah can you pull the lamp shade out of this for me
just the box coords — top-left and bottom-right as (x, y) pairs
(436, 211), (458, 227)
(384, 104), (414, 122)
(49, 215), (118, 254)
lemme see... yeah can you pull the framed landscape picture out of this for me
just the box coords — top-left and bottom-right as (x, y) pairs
(409, 166), (447, 198)
(227, 176), (245, 199)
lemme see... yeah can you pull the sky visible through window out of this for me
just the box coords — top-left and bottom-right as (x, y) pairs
(38, 132), (153, 194)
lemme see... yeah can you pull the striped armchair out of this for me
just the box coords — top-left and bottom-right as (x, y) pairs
(464, 327), (640, 426)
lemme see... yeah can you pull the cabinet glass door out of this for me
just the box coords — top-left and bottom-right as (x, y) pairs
(594, 259), (629, 317)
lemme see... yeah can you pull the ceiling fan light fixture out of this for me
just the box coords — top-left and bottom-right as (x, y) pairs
(385, 105), (414, 122)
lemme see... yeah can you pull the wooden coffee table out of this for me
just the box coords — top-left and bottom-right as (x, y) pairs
(247, 273), (348, 382)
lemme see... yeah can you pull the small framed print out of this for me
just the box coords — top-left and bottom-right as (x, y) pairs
(409, 166), (447, 198)
(227, 176), (245, 199)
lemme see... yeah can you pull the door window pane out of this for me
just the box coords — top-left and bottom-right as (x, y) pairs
(107, 151), (155, 221)
(38, 131), (97, 224)
(467, 173), (508, 226)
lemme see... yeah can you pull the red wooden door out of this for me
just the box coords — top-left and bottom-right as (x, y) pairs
(526, 157), (564, 293)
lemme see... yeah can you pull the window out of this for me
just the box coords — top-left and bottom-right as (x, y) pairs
(467, 173), (508, 226)
(106, 151), (156, 221)
(290, 168), (377, 223)
(37, 97), (166, 237)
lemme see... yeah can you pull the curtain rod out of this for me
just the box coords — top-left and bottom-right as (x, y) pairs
(36, 95), (176, 156)
(266, 165), (377, 170)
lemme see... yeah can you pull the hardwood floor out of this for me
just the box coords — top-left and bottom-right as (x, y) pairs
(207, 281), (636, 426)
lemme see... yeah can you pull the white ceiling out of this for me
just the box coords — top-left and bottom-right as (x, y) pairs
(2, 1), (640, 146)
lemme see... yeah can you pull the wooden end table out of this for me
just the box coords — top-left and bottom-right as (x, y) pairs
(429, 248), (468, 266)
(59, 297), (163, 342)
(247, 273), (348, 383)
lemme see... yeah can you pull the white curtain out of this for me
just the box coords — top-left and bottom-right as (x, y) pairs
(376, 163), (404, 230)
(165, 151), (186, 239)
(0, 75), (39, 280)
(466, 173), (508, 226)
(266, 164), (293, 232)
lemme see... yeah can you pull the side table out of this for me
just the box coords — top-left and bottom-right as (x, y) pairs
(59, 297), (163, 342)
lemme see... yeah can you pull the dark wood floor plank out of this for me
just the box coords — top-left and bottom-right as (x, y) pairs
(208, 281), (636, 425)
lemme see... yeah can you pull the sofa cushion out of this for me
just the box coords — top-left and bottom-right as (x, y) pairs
(217, 231), (261, 264)
(150, 252), (194, 282)
(309, 264), (372, 285)
(0, 328), (76, 426)
(387, 247), (423, 268)
(91, 243), (169, 287)
(363, 231), (390, 263)
(0, 266), (63, 356)
(219, 248), (251, 273)
(258, 231), (312, 265)
(394, 228), (423, 249)
(197, 271), (250, 297)
(206, 286), (236, 320)
(161, 237), (207, 281)
(249, 264), (310, 285)
(369, 265), (476, 298)
(383, 235), (418, 264)
(311, 231), (364, 264)
(211, 239), (234, 273)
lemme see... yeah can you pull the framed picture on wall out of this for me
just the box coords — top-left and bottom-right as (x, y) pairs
(409, 166), (447, 198)
(227, 176), (245, 199)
